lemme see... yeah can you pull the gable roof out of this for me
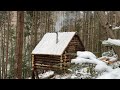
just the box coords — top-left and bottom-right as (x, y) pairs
(32, 32), (76, 55)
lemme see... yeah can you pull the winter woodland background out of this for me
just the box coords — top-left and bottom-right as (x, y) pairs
(0, 11), (120, 79)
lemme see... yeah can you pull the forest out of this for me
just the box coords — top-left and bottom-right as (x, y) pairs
(0, 11), (120, 79)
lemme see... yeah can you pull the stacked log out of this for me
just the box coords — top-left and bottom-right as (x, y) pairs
(32, 35), (85, 72)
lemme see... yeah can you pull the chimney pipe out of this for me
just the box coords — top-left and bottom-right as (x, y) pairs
(56, 32), (58, 43)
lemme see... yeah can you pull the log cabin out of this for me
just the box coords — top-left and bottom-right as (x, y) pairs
(31, 32), (85, 78)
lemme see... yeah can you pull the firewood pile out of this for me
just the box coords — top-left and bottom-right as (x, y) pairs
(99, 56), (118, 64)
(98, 50), (118, 64)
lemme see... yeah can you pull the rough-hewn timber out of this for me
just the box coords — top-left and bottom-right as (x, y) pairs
(32, 33), (85, 78)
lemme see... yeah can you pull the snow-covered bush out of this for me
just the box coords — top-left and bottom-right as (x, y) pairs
(77, 51), (97, 60)
(70, 51), (120, 79)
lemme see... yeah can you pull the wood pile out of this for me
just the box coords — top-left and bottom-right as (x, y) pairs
(99, 56), (118, 64)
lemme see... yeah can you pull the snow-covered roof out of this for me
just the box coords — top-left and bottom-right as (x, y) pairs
(32, 32), (76, 55)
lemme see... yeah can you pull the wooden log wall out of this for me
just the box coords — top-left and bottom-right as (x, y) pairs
(34, 54), (69, 70)
(66, 35), (85, 53)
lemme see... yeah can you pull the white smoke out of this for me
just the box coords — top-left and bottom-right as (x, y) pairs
(54, 11), (79, 32)
(54, 11), (83, 43)
(55, 11), (66, 32)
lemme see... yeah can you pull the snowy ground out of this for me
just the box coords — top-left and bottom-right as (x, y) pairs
(34, 50), (120, 79)
(70, 51), (120, 79)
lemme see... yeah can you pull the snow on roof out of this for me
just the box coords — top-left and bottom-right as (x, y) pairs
(32, 32), (76, 55)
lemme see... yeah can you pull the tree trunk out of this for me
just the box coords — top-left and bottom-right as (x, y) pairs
(96, 11), (115, 38)
(0, 27), (1, 79)
(34, 11), (38, 47)
(15, 11), (24, 79)
(3, 23), (6, 79)
(5, 11), (11, 78)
